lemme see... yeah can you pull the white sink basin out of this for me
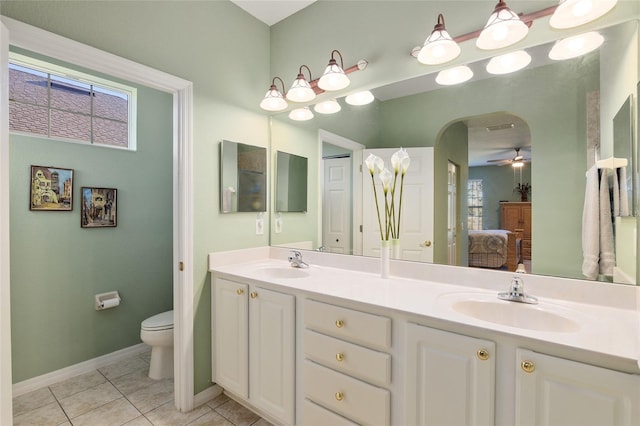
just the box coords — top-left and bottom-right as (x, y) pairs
(440, 293), (581, 333)
(258, 266), (310, 279)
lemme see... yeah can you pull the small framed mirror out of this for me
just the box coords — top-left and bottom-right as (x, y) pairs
(276, 151), (308, 212)
(220, 140), (266, 213)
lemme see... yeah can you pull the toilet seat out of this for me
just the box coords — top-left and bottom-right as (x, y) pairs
(141, 310), (173, 331)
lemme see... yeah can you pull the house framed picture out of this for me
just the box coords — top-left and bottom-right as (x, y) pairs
(81, 187), (117, 228)
(29, 165), (74, 211)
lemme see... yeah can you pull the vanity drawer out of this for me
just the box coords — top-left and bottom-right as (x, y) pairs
(302, 399), (358, 426)
(304, 299), (391, 350)
(304, 329), (391, 386)
(304, 360), (390, 426)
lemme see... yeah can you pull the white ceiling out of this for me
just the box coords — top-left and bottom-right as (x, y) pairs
(230, 0), (316, 26)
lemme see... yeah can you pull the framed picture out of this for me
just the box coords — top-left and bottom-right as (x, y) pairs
(81, 187), (117, 228)
(30, 165), (74, 211)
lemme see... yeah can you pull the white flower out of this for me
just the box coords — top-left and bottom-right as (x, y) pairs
(365, 154), (384, 175)
(391, 147), (410, 175)
(379, 168), (393, 193)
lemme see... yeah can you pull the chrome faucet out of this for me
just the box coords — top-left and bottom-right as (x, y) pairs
(288, 250), (309, 268)
(498, 265), (538, 304)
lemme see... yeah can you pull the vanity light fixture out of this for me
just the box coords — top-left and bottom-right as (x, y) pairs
(417, 14), (461, 65)
(259, 77), (288, 112)
(476, 0), (529, 50)
(345, 90), (375, 106)
(287, 65), (316, 103)
(288, 107), (314, 121)
(314, 99), (341, 114)
(486, 50), (531, 74)
(435, 65), (473, 85)
(318, 50), (350, 91)
(550, 0), (617, 29)
(548, 31), (604, 60)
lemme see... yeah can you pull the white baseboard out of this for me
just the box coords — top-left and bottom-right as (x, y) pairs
(193, 384), (222, 408)
(12, 343), (150, 397)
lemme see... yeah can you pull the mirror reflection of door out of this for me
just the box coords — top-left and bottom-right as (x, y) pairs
(362, 147), (434, 262)
(322, 156), (352, 254)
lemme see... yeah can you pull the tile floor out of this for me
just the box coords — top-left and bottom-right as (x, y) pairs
(12, 349), (270, 426)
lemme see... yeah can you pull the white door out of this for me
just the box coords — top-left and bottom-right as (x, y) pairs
(0, 21), (13, 426)
(213, 278), (249, 399)
(249, 287), (295, 425)
(362, 147), (434, 262)
(516, 349), (640, 425)
(447, 162), (458, 265)
(405, 323), (495, 425)
(323, 157), (352, 254)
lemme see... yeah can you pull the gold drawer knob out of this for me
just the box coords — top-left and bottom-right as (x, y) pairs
(250, 291), (258, 299)
(477, 349), (490, 361)
(336, 353), (345, 362)
(335, 319), (345, 328)
(236, 288), (244, 295)
(335, 391), (344, 401)
(521, 360), (535, 373)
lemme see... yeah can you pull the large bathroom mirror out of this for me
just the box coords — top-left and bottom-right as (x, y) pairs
(275, 151), (308, 213)
(269, 19), (639, 285)
(220, 140), (267, 213)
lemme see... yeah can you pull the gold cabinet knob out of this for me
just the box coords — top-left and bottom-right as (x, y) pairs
(236, 288), (244, 295)
(335, 319), (344, 328)
(335, 391), (344, 401)
(477, 349), (490, 361)
(521, 360), (535, 373)
(250, 291), (258, 299)
(336, 353), (345, 362)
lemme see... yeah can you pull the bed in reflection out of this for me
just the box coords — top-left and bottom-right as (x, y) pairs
(468, 230), (519, 272)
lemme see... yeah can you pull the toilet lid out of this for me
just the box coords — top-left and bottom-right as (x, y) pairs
(142, 310), (174, 331)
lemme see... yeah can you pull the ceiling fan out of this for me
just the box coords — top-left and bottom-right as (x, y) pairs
(486, 148), (529, 167)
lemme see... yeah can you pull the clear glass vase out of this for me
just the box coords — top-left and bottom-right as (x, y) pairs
(380, 240), (390, 278)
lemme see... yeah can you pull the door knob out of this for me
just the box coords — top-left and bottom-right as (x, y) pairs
(421, 240), (432, 247)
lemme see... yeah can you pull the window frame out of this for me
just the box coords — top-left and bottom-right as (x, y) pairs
(8, 52), (137, 151)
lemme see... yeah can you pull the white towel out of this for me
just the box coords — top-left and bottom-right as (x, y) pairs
(612, 168), (620, 217)
(582, 165), (600, 279)
(618, 166), (630, 216)
(599, 169), (615, 276)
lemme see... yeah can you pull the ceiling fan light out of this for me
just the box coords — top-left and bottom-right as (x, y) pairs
(548, 31), (604, 60)
(314, 99), (342, 114)
(417, 14), (461, 65)
(476, 1), (529, 50)
(486, 50), (531, 74)
(550, 0), (618, 29)
(289, 107), (314, 121)
(345, 90), (375, 106)
(512, 160), (524, 168)
(435, 65), (473, 86)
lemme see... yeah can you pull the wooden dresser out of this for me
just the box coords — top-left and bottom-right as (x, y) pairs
(500, 202), (532, 260)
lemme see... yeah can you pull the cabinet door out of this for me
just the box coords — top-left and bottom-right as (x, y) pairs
(213, 278), (249, 398)
(521, 204), (532, 239)
(501, 204), (522, 233)
(249, 287), (295, 425)
(516, 349), (640, 426)
(405, 323), (495, 426)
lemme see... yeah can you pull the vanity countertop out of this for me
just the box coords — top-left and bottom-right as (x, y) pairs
(209, 247), (640, 373)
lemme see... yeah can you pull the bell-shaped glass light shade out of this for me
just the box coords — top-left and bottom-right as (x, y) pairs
(318, 60), (350, 91)
(486, 50), (532, 74)
(435, 65), (473, 86)
(259, 85), (288, 112)
(345, 91), (375, 106)
(417, 17), (461, 65)
(476, 1), (529, 50)
(548, 31), (604, 60)
(550, 0), (617, 29)
(287, 75), (316, 102)
(289, 107), (314, 121)
(314, 99), (342, 114)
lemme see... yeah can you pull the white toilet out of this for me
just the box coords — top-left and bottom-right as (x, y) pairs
(140, 310), (174, 380)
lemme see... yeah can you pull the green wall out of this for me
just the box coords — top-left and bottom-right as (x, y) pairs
(9, 69), (173, 382)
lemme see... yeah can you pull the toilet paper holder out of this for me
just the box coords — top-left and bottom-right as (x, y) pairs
(95, 291), (121, 310)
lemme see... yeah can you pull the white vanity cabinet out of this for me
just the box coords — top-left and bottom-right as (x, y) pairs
(302, 299), (392, 426)
(405, 323), (496, 426)
(213, 277), (295, 425)
(515, 349), (640, 425)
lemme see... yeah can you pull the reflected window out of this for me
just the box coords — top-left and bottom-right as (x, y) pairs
(468, 179), (483, 230)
